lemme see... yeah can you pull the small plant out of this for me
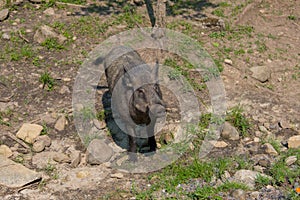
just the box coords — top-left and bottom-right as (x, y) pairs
(212, 8), (225, 17)
(42, 38), (65, 50)
(226, 106), (251, 137)
(255, 174), (271, 189)
(96, 110), (106, 121)
(41, 123), (49, 135)
(288, 15), (296, 20)
(40, 72), (55, 91)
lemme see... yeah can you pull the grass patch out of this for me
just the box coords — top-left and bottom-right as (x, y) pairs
(41, 38), (65, 50)
(226, 106), (251, 137)
(40, 72), (55, 91)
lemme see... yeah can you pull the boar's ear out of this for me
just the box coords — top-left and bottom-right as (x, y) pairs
(123, 67), (133, 88)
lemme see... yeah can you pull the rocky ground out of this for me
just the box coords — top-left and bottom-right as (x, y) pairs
(0, 0), (300, 199)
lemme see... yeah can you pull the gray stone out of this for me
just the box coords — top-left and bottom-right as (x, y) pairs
(285, 156), (297, 166)
(262, 143), (278, 156)
(2, 32), (10, 40)
(59, 85), (70, 94)
(35, 135), (51, 147)
(232, 170), (270, 189)
(43, 7), (55, 15)
(32, 151), (57, 169)
(231, 189), (246, 200)
(0, 145), (12, 158)
(224, 59), (233, 65)
(0, 8), (9, 21)
(221, 122), (240, 140)
(250, 66), (271, 83)
(66, 146), (81, 168)
(53, 153), (71, 163)
(54, 115), (67, 131)
(33, 25), (66, 44)
(0, 155), (41, 187)
(32, 140), (46, 153)
(210, 140), (228, 148)
(288, 135), (300, 148)
(87, 139), (113, 164)
(16, 123), (43, 144)
(110, 173), (124, 179)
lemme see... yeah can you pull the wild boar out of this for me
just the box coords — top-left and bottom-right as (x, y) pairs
(104, 46), (165, 161)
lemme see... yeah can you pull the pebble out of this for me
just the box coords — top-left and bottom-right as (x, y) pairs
(0, 8), (9, 21)
(288, 135), (300, 148)
(54, 115), (67, 131)
(210, 140), (228, 148)
(262, 143), (278, 156)
(16, 123), (43, 144)
(250, 66), (271, 83)
(110, 173), (124, 179)
(0, 145), (13, 158)
(87, 139), (113, 164)
(285, 156), (297, 166)
(224, 59), (233, 65)
(221, 122), (240, 140)
(2, 32), (10, 40)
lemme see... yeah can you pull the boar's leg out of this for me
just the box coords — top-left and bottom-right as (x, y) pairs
(147, 121), (157, 152)
(127, 125), (138, 161)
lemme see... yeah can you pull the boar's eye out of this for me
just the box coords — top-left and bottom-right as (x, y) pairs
(153, 84), (159, 92)
(137, 88), (145, 97)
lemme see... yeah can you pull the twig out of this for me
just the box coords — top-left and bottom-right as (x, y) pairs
(0, 93), (14, 102)
(55, 1), (88, 8)
(18, 31), (29, 43)
(4, 132), (31, 150)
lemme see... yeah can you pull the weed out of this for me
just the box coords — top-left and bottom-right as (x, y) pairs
(58, 0), (86, 5)
(41, 123), (49, 135)
(255, 174), (271, 189)
(42, 38), (65, 50)
(32, 57), (41, 67)
(288, 15), (296, 20)
(226, 106), (251, 137)
(96, 110), (106, 121)
(234, 48), (246, 56)
(40, 72), (55, 91)
(255, 40), (267, 53)
(212, 8), (225, 17)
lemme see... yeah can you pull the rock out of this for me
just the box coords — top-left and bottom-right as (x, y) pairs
(32, 140), (46, 153)
(32, 135), (51, 153)
(232, 170), (269, 189)
(278, 120), (290, 129)
(32, 151), (57, 169)
(221, 122), (240, 140)
(250, 191), (260, 199)
(2, 32), (10, 40)
(261, 143), (278, 156)
(59, 85), (70, 94)
(76, 170), (90, 179)
(231, 189), (246, 200)
(87, 139), (113, 165)
(16, 123), (43, 144)
(39, 113), (56, 124)
(164, 132), (174, 144)
(254, 165), (265, 173)
(288, 135), (300, 148)
(285, 156), (297, 166)
(35, 135), (51, 147)
(0, 145), (13, 158)
(53, 153), (71, 163)
(110, 173), (124, 179)
(33, 25), (66, 44)
(258, 159), (271, 168)
(210, 140), (228, 148)
(93, 119), (106, 130)
(221, 170), (231, 182)
(66, 146), (81, 168)
(250, 66), (271, 83)
(0, 155), (41, 188)
(0, 8), (9, 21)
(0, 0), (6, 8)
(54, 115), (67, 131)
(224, 59), (233, 65)
(29, 0), (43, 3)
(43, 7), (55, 15)
(116, 155), (129, 166)
(259, 125), (268, 133)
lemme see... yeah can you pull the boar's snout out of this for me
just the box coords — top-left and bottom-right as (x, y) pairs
(149, 104), (165, 120)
